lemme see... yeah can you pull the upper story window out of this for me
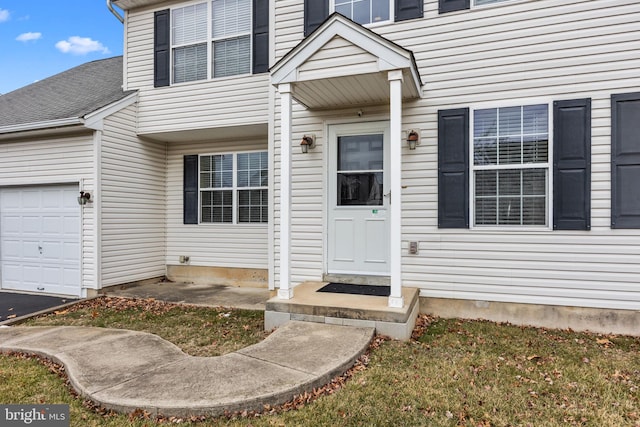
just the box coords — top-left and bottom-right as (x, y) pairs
(170, 0), (251, 84)
(332, 0), (390, 25)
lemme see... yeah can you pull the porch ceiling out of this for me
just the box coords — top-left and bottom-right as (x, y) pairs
(290, 70), (420, 110)
(271, 13), (423, 110)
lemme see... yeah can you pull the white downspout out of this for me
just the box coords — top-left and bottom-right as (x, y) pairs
(107, 0), (124, 23)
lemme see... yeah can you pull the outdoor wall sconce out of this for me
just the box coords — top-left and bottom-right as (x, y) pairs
(300, 134), (316, 154)
(77, 191), (91, 205)
(407, 130), (420, 150)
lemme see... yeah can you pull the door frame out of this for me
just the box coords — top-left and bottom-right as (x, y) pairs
(325, 121), (391, 276)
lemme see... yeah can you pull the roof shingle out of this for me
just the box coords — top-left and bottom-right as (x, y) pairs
(0, 56), (133, 128)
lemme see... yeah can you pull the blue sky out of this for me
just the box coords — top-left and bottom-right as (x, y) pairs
(0, 0), (124, 94)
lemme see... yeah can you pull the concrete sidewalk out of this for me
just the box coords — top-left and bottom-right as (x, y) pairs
(0, 321), (373, 418)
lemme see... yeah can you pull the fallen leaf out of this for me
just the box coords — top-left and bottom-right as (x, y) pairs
(6, 314), (16, 319)
(527, 355), (541, 361)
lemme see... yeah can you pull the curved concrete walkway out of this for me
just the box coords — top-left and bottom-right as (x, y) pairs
(0, 321), (374, 417)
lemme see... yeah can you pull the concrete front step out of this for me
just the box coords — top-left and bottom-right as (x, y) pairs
(265, 282), (419, 340)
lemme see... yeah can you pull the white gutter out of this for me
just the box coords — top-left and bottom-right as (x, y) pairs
(107, 0), (124, 23)
(0, 117), (83, 135)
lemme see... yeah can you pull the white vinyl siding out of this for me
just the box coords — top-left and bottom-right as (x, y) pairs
(100, 104), (167, 286)
(167, 139), (268, 269)
(271, 0), (640, 310)
(0, 133), (96, 292)
(124, 4), (269, 135)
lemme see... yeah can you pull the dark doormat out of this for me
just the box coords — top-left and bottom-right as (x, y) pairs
(317, 283), (390, 297)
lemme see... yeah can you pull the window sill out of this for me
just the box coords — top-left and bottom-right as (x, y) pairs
(470, 225), (553, 232)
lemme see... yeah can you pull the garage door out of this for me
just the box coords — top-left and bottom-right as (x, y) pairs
(0, 185), (81, 296)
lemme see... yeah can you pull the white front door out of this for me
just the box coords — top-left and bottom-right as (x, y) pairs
(328, 122), (390, 275)
(0, 185), (81, 296)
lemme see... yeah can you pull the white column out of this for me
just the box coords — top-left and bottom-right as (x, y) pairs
(277, 83), (294, 299)
(388, 70), (404, 308)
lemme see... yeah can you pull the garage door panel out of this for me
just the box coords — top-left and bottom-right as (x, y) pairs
(1, 185), (81, 296)
(22, 191), (41, 208)
(63, 242), (81, 261)
(42, 216), (63, 235)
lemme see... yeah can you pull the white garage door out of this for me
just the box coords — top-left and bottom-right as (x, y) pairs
(1, 185), (81, 296)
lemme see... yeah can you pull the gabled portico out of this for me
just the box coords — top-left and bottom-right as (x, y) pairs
(270, 13), (422, 313)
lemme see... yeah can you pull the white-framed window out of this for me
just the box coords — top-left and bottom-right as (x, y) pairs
(170, 0), (251, 84)
(332, 0), (391, 25)
(199, 151), (268, 224)
(471, 103), (551, 227)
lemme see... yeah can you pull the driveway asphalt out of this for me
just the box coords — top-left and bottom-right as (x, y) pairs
(0, 292), (78, 323)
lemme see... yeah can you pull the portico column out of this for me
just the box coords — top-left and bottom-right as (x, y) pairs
(277, 83), (294, 299)
(388, 70), (404, 308)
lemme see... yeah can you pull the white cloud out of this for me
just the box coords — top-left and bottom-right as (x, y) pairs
(16, 32), (41, 42)
(0, 9), (10, 22)
(55, 36), (110, 55)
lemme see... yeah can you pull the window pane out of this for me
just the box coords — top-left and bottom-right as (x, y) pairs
(498, 170), (521, 196)
(474, 108), (497, 138)
(173, 43), (208, 83)
(238, 189), (267, 223)
(523, 197), (546, 225)
(498, 106), (521, 136)
(335, 3), (350, 17)
(213, 36), (251, 77)
(523, 135), (549, 163)
(338, 135), (383, 171)
(523, 169), (546, 196)
(498, 136), (521, 164)
(201, 190), (232, 223)
(353, 0), (371, 24)
(475, 0), (508, 4)
(338, 172), (383, 206)
(372, 0), (389, 22)
(499, 198), (521, 225)
(212, 0), (251, 39)
(475, 197), (497, 225)
(523, 104), (548, 135)
(172, 3), (207, 45)
(475, 170), (496, 196)
(474, 138), (497, 165)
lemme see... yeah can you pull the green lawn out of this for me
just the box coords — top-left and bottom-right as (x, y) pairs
(1, 297), (638, 426)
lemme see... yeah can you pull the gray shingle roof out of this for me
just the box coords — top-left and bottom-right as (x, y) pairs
(0, 56), (134, 129)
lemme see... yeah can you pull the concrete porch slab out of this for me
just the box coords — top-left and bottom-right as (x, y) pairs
(264, 282), (419, 340)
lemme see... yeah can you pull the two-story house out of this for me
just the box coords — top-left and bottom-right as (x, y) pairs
(0, 0), (638, 337)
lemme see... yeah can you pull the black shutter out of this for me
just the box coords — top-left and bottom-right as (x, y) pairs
(395, 0), (423, 21)
(154, 9), (170, 87)
(304, 0), (329, 37)
(553, 99), (591, 230)
(184, 155), (198, 225)
(253, 0), (269, 73)
(439, 0), (469, 14)
(438, 108), (469, 228)
(611, 92), (640, 228)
